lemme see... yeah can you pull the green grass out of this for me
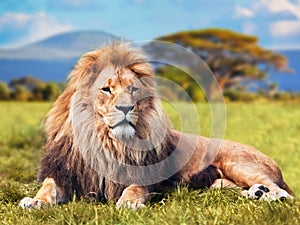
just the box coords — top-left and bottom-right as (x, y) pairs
(0, 101), (300, 224)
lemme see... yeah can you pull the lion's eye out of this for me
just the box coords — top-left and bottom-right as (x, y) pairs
(129, 86), (139, 94)
(101, 87), (111, 94)
(132, 87), (139, 93)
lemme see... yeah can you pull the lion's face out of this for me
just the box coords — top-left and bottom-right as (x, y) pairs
(93, 66), (149, 141)
(66, 43), (165, 152)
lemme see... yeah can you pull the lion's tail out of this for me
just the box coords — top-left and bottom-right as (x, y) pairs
(282, 181), (295, 197)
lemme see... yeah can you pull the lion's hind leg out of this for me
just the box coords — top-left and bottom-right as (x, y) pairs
(210, 179), (293, 201)
(212, 180), (293, 201)
(19, 178), (57, 209)
(210, 178), (250, 196)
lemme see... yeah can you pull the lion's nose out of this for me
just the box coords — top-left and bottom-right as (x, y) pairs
(115, 105), (134, 115)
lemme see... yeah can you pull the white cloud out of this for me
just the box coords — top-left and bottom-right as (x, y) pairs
(0, 12), (72, 47)
(0, 13), (31, 30)
(259, 0), (300, 18)
(234, 6), (255, 18)
(255, 0), (300, 38)
(26, 12), (72, 42)
(271, 20), (300, 37)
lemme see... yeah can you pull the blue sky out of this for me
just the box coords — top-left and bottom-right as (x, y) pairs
(1, 0), (300, 49)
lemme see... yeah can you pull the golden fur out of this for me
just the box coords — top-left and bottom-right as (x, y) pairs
(20, 42), (294, 209)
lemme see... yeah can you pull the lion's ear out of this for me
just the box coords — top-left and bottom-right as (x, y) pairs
(130, 63), (154, 77)
(68, 50), (101, 89)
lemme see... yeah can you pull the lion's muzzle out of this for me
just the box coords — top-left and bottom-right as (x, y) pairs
(105, 105), (138, 140)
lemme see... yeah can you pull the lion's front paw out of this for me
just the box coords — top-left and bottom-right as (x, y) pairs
(116, 184), (148, 209)
(116, 196), (145, 210)
(19, 197), (46, 209)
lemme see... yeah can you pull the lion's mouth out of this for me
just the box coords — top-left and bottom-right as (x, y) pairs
(109, 119), (135, 129)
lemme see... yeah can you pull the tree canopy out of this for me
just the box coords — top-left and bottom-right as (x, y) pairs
(157, 28), (291, 98)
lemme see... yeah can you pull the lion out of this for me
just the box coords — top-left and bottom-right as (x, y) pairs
(20, 42), (294, 209)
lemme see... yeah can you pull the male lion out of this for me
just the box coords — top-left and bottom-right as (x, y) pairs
(20, 42), (294, 209)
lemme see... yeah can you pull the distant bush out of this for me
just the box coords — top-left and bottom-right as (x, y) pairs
(0, 76), (65, 101)
(10, 85), (33, 101)
(224, 90), (258, 102)
(223, 89), (300, 102)
(274, 92), (292, 101)
(0, 82), (10, 100)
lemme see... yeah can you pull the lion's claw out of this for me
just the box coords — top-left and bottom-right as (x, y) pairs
(116, 197), (145, 210)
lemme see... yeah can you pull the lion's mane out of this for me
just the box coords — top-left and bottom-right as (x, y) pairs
(38, 42), (179, 201)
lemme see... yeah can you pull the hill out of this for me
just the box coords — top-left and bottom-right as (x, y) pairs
(0, 30), (117, 60)
(0, 31), (117, 82)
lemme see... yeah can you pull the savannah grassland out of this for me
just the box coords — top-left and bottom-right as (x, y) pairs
(0, 101), (299, 225)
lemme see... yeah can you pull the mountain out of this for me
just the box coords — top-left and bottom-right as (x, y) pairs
(0, 30), (117, 60)
(0, 31), (117, 82)
(0, 31), (299, 91)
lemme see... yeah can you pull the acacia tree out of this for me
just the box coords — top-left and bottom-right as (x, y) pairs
(157, 28), (291, 98)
